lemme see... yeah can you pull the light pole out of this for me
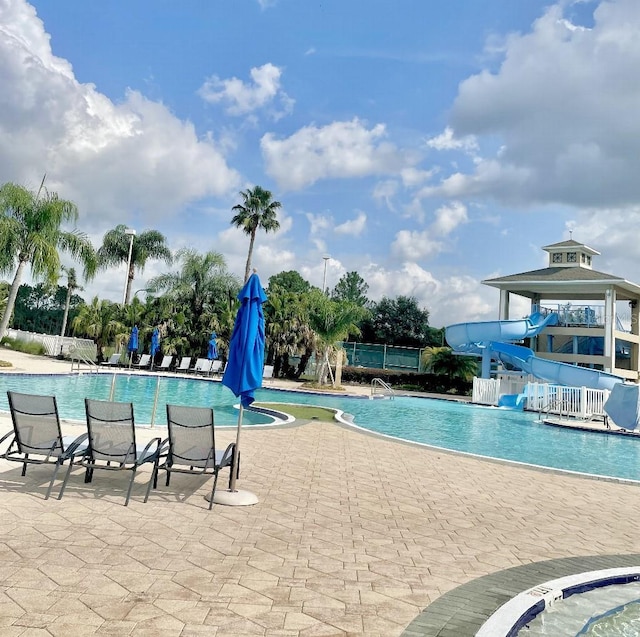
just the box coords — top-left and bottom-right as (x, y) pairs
(322, 255), (330, 295)
(122, 228), (136, 305)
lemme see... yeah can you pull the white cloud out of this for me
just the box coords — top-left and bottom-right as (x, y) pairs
(261, 118), (417, 191)
(425, 0), (640, 208)
(426, 127), (478, 153)
(391, 230), (442, 261)
(362, 262), (496, 328)
(432, 201), (468, 235)
(335, 212), (367, 236)
(391, 202), (468, 261)
(198, 63), (294, 119)
(305, 212), (332, 235)
(0, 0), (240, 230)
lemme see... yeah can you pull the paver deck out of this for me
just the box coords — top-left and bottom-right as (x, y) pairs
(0, 350), (640, 635)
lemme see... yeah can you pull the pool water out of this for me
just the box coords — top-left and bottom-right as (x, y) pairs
(1, 373), (640, 482)
(522, 581), (640, 636)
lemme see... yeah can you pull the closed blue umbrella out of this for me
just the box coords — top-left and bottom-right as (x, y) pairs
(221, 272), (267, 497)
(127, 325), (138, 367)
(207, 332), (218, 360)
(150, 328), (160, 369)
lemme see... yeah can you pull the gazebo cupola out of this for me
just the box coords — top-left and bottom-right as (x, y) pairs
(542, 239), (599, 269)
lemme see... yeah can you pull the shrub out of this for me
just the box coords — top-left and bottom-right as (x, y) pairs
(341, 366), (472, 396)
(1, 337), (46, 356)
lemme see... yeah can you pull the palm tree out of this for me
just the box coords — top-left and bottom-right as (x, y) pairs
(307, 291), (369, 386)
(72, 297), (124, 361)
(146, 248), (240, 353)
(421, 346), (478, 381)
(0, 182), (97, 342)
(231, 186), (281, 282)
(59, 266), (83, 337)
(97, 224), (172, 305)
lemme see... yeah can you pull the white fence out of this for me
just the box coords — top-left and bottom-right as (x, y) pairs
(5, 328), (97, 360)
(472, 378), (501, 405)
(472, 376), (610, 419)
(525, 382), (609, 419)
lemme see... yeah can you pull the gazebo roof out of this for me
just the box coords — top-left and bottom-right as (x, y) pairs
(483, 266), (640, 301)
(541, 239), (600, 256)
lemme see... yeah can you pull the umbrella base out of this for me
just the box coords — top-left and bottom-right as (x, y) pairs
(208, 489), (259, 506)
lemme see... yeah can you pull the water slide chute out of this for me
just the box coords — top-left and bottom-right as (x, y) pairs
(445, 312), (623, 391)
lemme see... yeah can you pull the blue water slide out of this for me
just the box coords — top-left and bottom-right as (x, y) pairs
(445, 312), (623, 391)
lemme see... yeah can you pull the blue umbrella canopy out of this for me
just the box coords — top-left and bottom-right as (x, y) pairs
(150, 328), (160, 357)
(604, 383), (640, 430)
(222, 273), (268, 407)
(207, 332), (219, 360)
(127, 325), (139, 353)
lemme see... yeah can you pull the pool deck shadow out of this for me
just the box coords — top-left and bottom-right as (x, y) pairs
(0, 349), (640, 635)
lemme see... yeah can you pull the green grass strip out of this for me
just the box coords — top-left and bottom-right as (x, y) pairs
(253, 403), (336, 421)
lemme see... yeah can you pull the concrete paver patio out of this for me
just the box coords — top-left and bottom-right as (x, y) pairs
(0, 350), (640, 635)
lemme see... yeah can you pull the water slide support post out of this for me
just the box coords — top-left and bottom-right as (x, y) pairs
(481, 347), (492, 379)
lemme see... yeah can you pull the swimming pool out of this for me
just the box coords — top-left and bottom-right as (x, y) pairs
(2, 372), (640, 482)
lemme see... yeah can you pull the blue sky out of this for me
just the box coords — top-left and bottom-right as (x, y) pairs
(2, 0), (640, 327)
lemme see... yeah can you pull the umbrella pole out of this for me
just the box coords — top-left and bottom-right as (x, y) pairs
(229, 405), (244, 492)
(210, 403), (258, 506)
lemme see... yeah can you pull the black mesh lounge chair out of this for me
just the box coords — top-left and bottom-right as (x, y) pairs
(161, 404), (236, 510)
(175, 357), (191, 373)
(60, 399), (162, 506)
(100, 353), (121, 367)
(132, 354), (151, 369)
(1, 391), (88, 500)
(156, 355), (173, 372)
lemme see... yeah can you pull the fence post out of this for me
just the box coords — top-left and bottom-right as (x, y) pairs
(580, 386), (587, 418)
(383, 344), (387, 370)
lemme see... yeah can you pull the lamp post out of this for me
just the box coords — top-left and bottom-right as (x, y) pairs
(122, 228), (136, 305)
(322, 255), (330, 295)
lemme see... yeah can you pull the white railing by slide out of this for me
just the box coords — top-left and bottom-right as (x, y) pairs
(371, 378), (395, 399)
(526, 382), (609, 419)
(472, 377), (500, 405)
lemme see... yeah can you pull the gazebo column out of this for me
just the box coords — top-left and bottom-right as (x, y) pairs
(499, 290), (510, 320)
(603, 287), (616, 373)
(631, 299), (639, 377)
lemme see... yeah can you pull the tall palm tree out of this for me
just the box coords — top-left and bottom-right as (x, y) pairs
(59, 266), (83, 337)
(97, 224), (172, 305)
(231, 186), (281, 282)
(0, 182), (97, 342)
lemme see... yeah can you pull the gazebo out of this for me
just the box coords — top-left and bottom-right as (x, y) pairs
(482, 239), (640, 382)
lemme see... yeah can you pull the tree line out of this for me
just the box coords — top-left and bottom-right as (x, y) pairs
(0, 180), (476, 384)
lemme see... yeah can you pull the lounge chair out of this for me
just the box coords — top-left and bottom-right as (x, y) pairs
(175, 357), (192, 373)
(1, 391), (88, 500)
(59, 399), (162, 506)
(100, 353), (121, 367)
(210, 360), (223, 376)
(132, 354), (151, 369)
(263, 364), (274, 382)
(160, 404), (236, 510)
(156, 355), (173, 372)
(192, 358), (212, 375)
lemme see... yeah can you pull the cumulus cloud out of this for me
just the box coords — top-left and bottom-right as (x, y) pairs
(198, 63), (294, 119)
(426, 127), (478, 153)
(425, 0), (640, 208)
(335, 212), (367, 236)
(261, 118), (417, 190)
(362, 262), (496, 327)
(0, 0), (240, 229)
(391, 202), (468, 261)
